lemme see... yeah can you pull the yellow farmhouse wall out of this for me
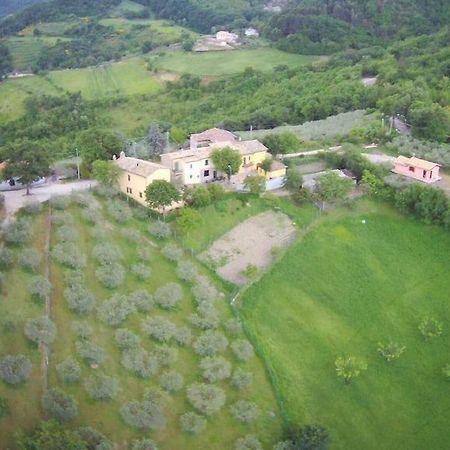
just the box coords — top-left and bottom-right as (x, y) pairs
(118, 168), (171, 206)
(238, 151), (267, 174)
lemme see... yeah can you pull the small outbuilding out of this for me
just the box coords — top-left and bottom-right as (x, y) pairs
(392, 156), (441, 183)
(216, 31), (239, 44)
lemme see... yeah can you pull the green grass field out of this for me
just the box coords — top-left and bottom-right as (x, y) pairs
(240, 200), (450, 450)
(0, 195), (283, 449)
(153, 48), (323, 76)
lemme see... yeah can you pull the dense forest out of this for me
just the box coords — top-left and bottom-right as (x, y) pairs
(0, 0), (42, 18)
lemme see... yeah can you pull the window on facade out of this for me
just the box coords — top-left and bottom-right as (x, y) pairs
(423, 170), (427, 178)
(408, 166), (415, 172)
(205, 159), (209, 166)
(190, 164), (193, 169)
(139, 192), (143, 198)
(128, 174), (131, 181)
(243, 157), (246, 164)
(174, 162), (179, 172)
(204, 170), (210, 177)
(129, 188), (133, 194)
(190, 175), (193, 179)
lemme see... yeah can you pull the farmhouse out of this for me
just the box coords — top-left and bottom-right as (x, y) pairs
(161, 131), (284, 185)
(393, 155), (441, 183)
(114, 152), (170, 206)
(216, 31), (239, 44)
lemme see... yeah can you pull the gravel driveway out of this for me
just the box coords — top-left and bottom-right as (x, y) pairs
(2, 180), (97, 219)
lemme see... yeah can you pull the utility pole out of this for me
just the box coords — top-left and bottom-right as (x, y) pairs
(75, 147), (80, 180)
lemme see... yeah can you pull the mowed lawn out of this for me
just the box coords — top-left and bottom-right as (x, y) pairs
(240, 201), (450, 450)
(153, 48), (323, 76)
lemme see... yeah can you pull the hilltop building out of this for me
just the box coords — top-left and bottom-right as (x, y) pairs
(393, 156), (441, 183)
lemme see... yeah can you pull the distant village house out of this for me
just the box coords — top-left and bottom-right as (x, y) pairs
(216, 31), (239, 44)
(244, 28), (259, 37)
(393, 156), (441, 183)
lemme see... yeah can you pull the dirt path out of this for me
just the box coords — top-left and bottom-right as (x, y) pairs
(2, 180), (97, 219)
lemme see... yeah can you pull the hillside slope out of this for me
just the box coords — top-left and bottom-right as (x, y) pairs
(0, 0), (43, 18)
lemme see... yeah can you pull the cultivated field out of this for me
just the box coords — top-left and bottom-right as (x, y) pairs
(240, 200), (450, 450)
(0, 192), (282, 449)
(153, 49), (323, 76)
(200, 211), (296, 286)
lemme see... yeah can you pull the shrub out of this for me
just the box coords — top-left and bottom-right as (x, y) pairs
(231, 339), (254, 362)
(0, 396), (9, 418)
(98, 294), (136, 326)
(64, 285), (95, 315)
(53, 243), (86, 269)
(114, 328), (141, 350)
(72, 193), (92, 208)
(81, 207), (101, 224)
(133, 206), (149, 221)
(18, 248), (41, 272)
(56, 357), (81, 384)
(152, 345), (178, 367)
(56, 225), (79, 243)
(0, 354), (32, 384)
(51, 211), (73, 226)
(273, 441), (296, 450)
(0, 246), (14, 269)
(131, 263), (152, 280)
(84, 373), (120, 400)
(207, 183), (225, 201)
(162, 244), (182, 262)
(159, 370), (184, 392)
(92, 243), (122, 265)
(199, 356), (231, 383)
(95, 263), (125, 288)
(193, 330), (228, 356)
(174, 326), (192, 346)
(294, 424), (329, 450)
(190, 186), (212, 208)
(149, 221), (171, 240)
(176, 261), (198, 283)
(3, 218), (32, 245)
(142, 316), (176, 342)
(23, 201), (42, 214)
(121, 348), (159, 378)
(137, 247), (152, 262)
(95, 185), (118, 198)
(190, 303), (220, 330)
(131, 438), (159, 450)
(230, 400), (259, 423)
(50, 195), (70, 210)
(75, 340), (105, 366)
(29, 276), (52, 303)
(24, 316), (56, 345)
(224, 318), (243, 337)
(186, 383), (226, 416)
(335, 356), (367, 384)
(377, 341), (406, 362)
(155, 282), (183, 309)
(192, 282), (219, 306)
(235, 435), (263, 450)
(419, 317), (443, 340)
(72, 321), (93, 341)
(180, 411), (206, 434)
(106, 200), (132, 223)
(42, 388), (78, 422)
(120, 390), (166, 431)
(129, 290), (154, 313)
(231, 369), (253, 390)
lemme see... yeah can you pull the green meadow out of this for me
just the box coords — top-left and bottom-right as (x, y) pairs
(240, 200), (450, 450)
(153, 48), (324, 76)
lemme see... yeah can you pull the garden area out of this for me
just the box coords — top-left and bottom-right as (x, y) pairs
(0, 191), (283, 449)
(240, 200), (450, 450)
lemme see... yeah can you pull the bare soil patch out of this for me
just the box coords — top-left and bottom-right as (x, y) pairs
(199, 211), (296, 286)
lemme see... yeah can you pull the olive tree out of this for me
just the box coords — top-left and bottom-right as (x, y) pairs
(159, 370), (184, 392)
(29, 276), (52, 303)
(190, 303), (220, 330)
(231, 339), (254, 362)
(0, 246), (13, 269)
(56, 225), (79, 243)
(106, 199), (132, 223)
(75, 340), (105, 366)
(50, 195), (71, 210)
(176, 261), (199, 283)
(234, 435), (262, 450)
(141, 316), (176, 342)
(335, 356), (367, 384)
(149, 221), (171, 240)
(131, 438), (159, 450)
(98, 294), (136, 327)
(121, 348), (159, 378)
(224, 318), (243, 337)
(72, 320), (93, 341)
(42, 388), (78, 422)
(3, 218), (32, 245)
(180, 411), (206, 435)
(230, 400), (259, 423)
(129, 290), (154, 313)
(192, 282), (219, 306)
(199, 356), (231, 383)
(92, 243), (122, 265)
(77, 426), (113, 450)
(64, 285), (96, 315)
(18, 248), (41, 272)
(162, 244), (182, 262)
(84, 373), (120, 401)
(0, 354), (32, 384)
(155, 282), (183, 309)
(174, 326), (192, 346)
(24, 316), (57, 345)
(193, 330), (228, 356)
(114, 328), (141, 350)
(95, 263), (126, 288)
(53, 243), (86, 269)
(131, 263), (152, 280)
(186, 383), (226, 416)
(231, 369), (253, 390)
(56, 357), (81, 384)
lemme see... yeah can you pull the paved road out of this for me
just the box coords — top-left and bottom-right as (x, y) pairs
(2, 180), (97, 218)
